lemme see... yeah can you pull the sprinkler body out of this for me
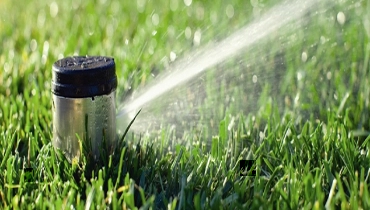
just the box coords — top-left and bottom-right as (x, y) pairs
(52, 56), (117, 162)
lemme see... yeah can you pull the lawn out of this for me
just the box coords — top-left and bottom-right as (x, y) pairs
(1, 0), (370, 209)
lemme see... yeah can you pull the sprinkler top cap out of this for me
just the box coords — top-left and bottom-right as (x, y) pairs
(52, 56), (117, 98)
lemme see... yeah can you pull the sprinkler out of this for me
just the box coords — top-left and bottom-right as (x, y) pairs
(52, 56), (117, 162)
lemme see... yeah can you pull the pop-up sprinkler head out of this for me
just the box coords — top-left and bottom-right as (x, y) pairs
(52, 56), (117, 162)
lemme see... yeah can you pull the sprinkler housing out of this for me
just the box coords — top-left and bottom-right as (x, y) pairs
(52, 56), (117, 162)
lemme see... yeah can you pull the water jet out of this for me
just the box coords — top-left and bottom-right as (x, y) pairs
(116, 0), (333, 144)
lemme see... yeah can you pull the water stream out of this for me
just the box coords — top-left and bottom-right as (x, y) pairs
(116, 0), (366, 148)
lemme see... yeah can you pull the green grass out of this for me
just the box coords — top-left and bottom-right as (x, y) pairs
(1, 0), (370, 209)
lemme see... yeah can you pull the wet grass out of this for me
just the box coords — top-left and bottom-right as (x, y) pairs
(1, 0), (370, 209)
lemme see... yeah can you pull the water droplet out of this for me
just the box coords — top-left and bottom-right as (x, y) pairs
(185, 27), (192, 40)
(301, 51), (307, 62)
(184, 0), (192, 7)
(137, 0), (145, 13)
(152, 13), (159, 26)
(193, 29), (201, 46)
(167, 25), (175, 37)
(42, 41), (49, 55)
(337, 11), (345, 25)
(8, 49), (14, 59)
(320, 36), (327, 44)
(41, 54), (47, 65)
(31, 89), (36, 96)
(294, 93), (300, 106)
(30, 39), (37, 52)
(259, 131), (265, 139)
(297, 71), (304, 81)
(226, 5), (234, 19)
(50, 2), (59, 18)
(148, 45), (154, 55)
(37, 10), (46, 28)
(252, 75), (257, 83)
(4, 62), (10, 73)
(326, 71), (332, 80)
(170, 0), (178, 11)
(311, 56), (317, 63)
(170, 52), (177, 62)
(227, 117), (235, 131)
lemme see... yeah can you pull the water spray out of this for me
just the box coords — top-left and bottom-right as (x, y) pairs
(52, 56), (117, 162)
(117, 0), (327, 135)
